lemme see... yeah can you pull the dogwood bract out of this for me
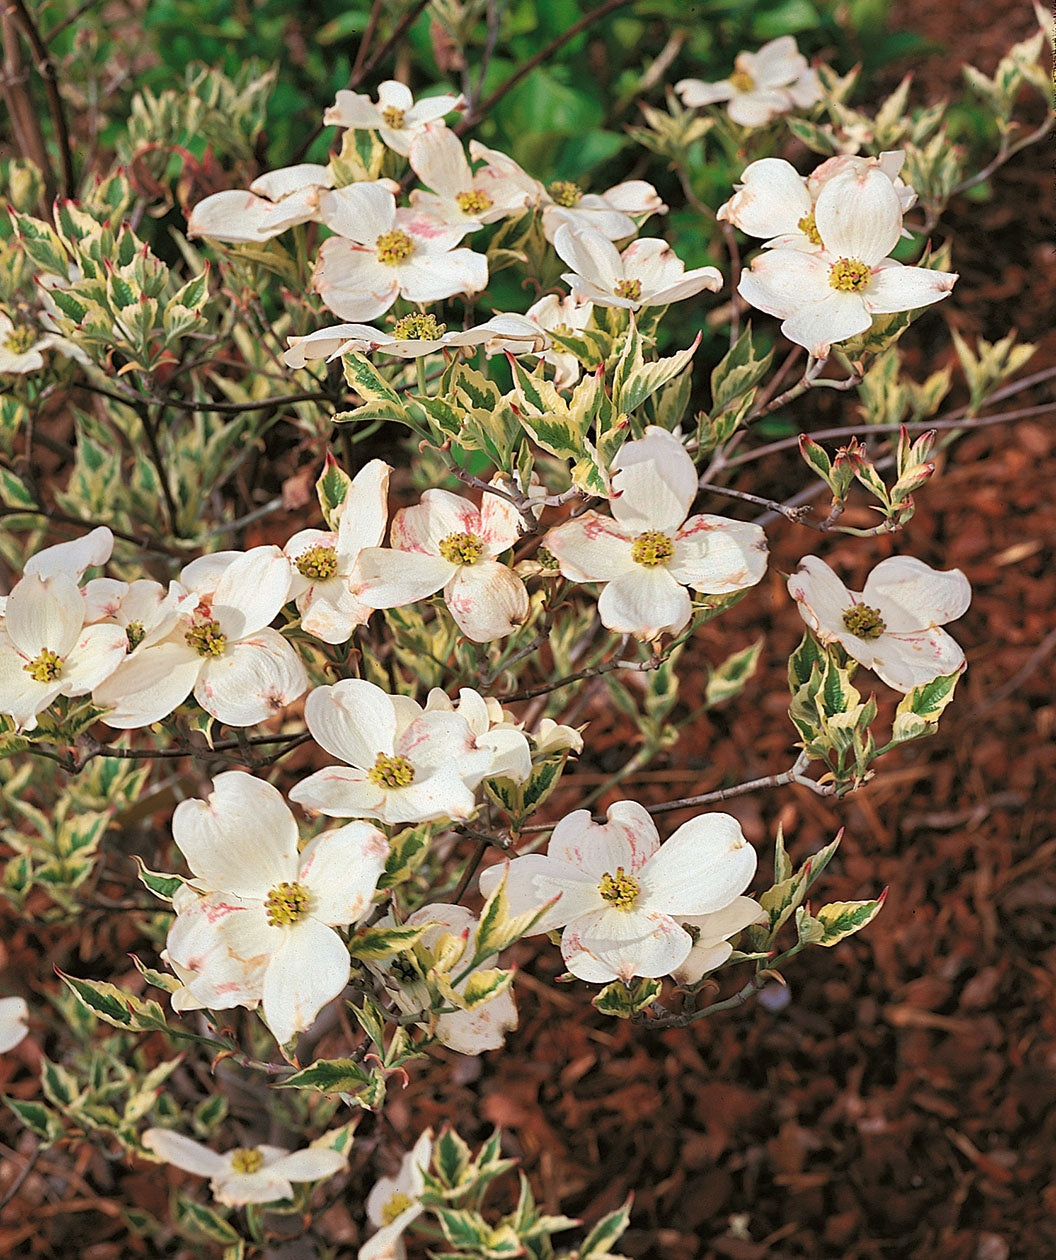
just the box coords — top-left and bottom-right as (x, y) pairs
(371, 904), (519, 1055)
(360, 1130), (433, 1260)
(325, 81), (463, 156)
(787, 554), (971, 692)
(669, 898), (767, 986)
(358, 486), (530, 643)
(540, 177), (667, 243)
(737, 166), (958, 356)
(676, 35), (821, 127)
(142, 1128), (347, 1206)
(169, 772), (388, 1045)
(544, 427), (768, 639)
(283, 458), (391, 644)
(290, 679), (495, 824)
(312, 182), (488, 322)
(0, 996), (28, 1053)
(93, 545), (306, 728)
(555, 223), (722, 310)
(479, 800), (757, 983)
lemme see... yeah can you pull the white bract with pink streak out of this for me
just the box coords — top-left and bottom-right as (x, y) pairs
(167, 772), (388, 1045)
(479, 801), (757, 983)
(676, 35), (821, 127)
(359, 1129), (433, 1260)
(737, 165), (958, 357)
(544, 427), (768, 639)
(290, 679), (495, 824)
(312, 182), (487, 323)
(371, 904), (519, 1056)
(283, 458), (391, 644)
(357, 486), (529, 643)
(555, 223), (722, 310)
(93, 545), (306, 729)
(142, 1127), (347, 1207)
(787, 554), (971, 692)
(718, 152), (917, 250)
(325, 80), (463, 156)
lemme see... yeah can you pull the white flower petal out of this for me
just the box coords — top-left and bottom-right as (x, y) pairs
(250, 163), (333, 200)
(479, 853), (599, 933)
(597, 568), (692, 639)
(543, 514), (636, 581)
(675, 78), (734, 107)
(862, 555), (971, 632)
(174, 772), (298, 896)
(58, 623), (129, 694)
(670, 515), (768, 593)
(94, 639), (202, 728)
(717, 158), (812, 239)
(143, 1129), (228, 1177)
(864, 260), (958, 314)
(787, 555), (854, 639)
(865, 628), (966, 693)
(337, 459), (392, 562)
(290, 766), (385, 818)
(187, 191), (301, 242)
(212, 1169), (294, 1206)
(553, 223), (621, 290)
(551, 800), (660, 876)
(779, 291), (871, 357)
(262, 918), (351, 1045)
(638, 812), (756, 916)
(563, 908), (691, 982)
(0, 996), (28, 1053)
(212, 546), (292, 640)
(737, 248), (833, 319)
(436, 985), (518, 1054)
(300, 822), (388, 925)
(313, 239), (400, 322)
(195, 628), (307, 727)
(814, 167), (902, 265)
(267, 1147), (347, 1184)
(356, 547), (454, 609)
(24, 527), (113, 580)
(444, 562), (529, 642)
(610, 426), (698, 533)
(6, 573), (83, 658)
(304, 678), (398, 767)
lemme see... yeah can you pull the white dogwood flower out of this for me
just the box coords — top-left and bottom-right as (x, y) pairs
(142, 1128), (347, 1207)
(372, 904), (519, 1056)
(544, 427), (767, 639)
(424, 686), (532, 784)
(669, 898), (767, 986)
(170, 772), (388, 1045)
(479, 801), (757, 983)
(409, 125), (533, 227)
(163, 883), (266, 1015)
(325, 81), (464, 156)
(312, 183), (488, 322)
(290, 679), (494, 824)
(93, 546), (306, 729)
(541, 178), (667, 243)
(737, 166), (958, 357)
(358, 487), (529, 643)
(787, 554), (971, 692)
(283, 459), (391, 644)
(0, 573), (127, 731)
(718, 152), (917, 249)
(360, 1130), (433, 1260)
(467, 141), (546, 208)
(0, 997), (28, 1053)
(284, 312), (546, 367)
(82, 577), (191, 653)
(0, 310), (83, 374)
(22, 525), (113, 581)
(555, 223), (722, 310)
(676, 35), (821, 127)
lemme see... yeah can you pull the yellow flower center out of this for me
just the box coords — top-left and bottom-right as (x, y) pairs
(438, 531), (484, 565)
(125, 621), (145, 651)
(3, 324), (38, 354)
(381, 106), (406, 129)
(614, 278), (642, 302)
(549, 180), (583, 208)
(264, 881), (311, 927)
(381, 1190), (415, 1225)
(729, 69), (756, 93)
(185, 618), (227, 658)
(230, 1147), (265, 1174)
(797, 212), (822, 246)
(630, 531), (674, 567)
(598, 866), (641, 910)
(392, 312), (446, 341)
(455, 188), (494, 216)
(368, 752), (416, 789)
(24, 648), (62, 683)
(828, 257), (872, 293)
(296, 545), (338, 580)
(842, 604), (887, 640)
(376, 229), (414, 266)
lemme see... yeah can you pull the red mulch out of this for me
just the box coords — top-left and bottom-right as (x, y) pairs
(1, 1), (1054, 1256)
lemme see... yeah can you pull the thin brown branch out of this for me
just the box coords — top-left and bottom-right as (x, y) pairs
(7, 0), (74, 196)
